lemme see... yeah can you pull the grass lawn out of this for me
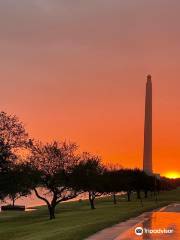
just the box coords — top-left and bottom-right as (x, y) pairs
(0, 188), (180, 240)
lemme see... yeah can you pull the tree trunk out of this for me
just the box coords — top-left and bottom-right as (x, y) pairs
(154, 191), (158, 203)
(127, 191), (131, 202)
(140, 196), (143, 207)
(113, 193), (117, 204)
(144, 190), (148, 198)
(48, 205), (56, 220)
(89, 192), (95, 210)
(12, 198), (15, 207)
(137, 190), (141, 199)
(89, 199), (95, 209)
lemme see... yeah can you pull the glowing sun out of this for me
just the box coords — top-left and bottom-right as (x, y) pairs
(165, 172), (180, 179)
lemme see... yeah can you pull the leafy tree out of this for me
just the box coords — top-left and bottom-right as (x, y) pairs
(28, 140), (80, 219)
(102, 164), (123, 204)
(0, 111), (29, 150)
(131, 169), (147, 199)
(0, 112), (29, 202)
(2, 164), (32, 206)
(142, 175), (155, 198)
(117, 169), (133, 202)
(0, 138), (16, 171)
(72, 153), (104, 209)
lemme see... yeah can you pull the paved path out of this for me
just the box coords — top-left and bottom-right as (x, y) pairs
(86, 203), (180, 240)
(158, 203), (180, 212)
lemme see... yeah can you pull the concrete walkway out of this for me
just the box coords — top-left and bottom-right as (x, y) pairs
(86, 203), (180, 240)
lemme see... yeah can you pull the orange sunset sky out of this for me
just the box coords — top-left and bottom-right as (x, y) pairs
(0, 1), (180, 177)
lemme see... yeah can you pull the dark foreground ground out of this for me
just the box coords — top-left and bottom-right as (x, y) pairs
(0, 188), (180, 240)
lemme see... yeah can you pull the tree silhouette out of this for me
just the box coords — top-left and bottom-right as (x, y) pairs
(103, 164), (123, 204)
(72, 153), (104, 209)
(0, 112), (28, 201)
(28, 140), (80, 219)
(3, 164), (32, 206)
(0, 111), (29, 150)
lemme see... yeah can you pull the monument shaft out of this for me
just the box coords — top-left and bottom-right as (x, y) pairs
(143, 75), (152, 174)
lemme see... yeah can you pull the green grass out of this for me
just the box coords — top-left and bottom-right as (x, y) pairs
(0, 188), (180, 240)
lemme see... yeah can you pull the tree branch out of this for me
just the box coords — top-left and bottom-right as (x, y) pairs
(56, 193), (78, 205)
(34, 188), (50, 206)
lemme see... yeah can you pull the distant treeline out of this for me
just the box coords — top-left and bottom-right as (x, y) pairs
(0, 112), (179, 219)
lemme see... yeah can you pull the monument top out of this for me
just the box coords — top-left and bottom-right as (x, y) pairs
(147, 74), (152, 81)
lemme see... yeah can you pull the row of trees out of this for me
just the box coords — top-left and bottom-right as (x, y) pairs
(0, 112), (179, 219)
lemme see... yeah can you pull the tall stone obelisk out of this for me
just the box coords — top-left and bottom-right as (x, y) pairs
(143, 75), (153, 175)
